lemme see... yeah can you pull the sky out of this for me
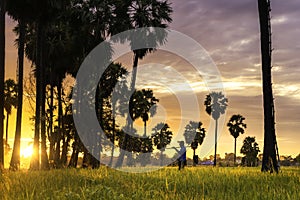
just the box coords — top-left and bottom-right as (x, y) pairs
(4, 0), (300, 160)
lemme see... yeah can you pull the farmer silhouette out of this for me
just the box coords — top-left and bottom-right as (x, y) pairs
(173, 141), (186, 170)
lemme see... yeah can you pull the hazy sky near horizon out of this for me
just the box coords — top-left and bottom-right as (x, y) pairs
(4, 0), (300, 158)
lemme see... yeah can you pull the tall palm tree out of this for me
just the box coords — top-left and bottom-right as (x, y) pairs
(152, 122), (173, 166)
(227, 114), (247, 165)
(6, 0), (32, 171)
(114, 0), (172, 168)
(0, 0), (6, 169)
(129, 89), (159, 136)
(204, 91), (228, 166)
(257, 0), (279, 173)
(184, 121), (206, 165)
(126, 0), (173, 92)
(4, 79), (18, 144)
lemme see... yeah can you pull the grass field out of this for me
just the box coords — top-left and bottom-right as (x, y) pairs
(1, 166), (299, 200)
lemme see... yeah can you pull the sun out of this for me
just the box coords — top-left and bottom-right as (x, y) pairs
(21, 145), (33, 158)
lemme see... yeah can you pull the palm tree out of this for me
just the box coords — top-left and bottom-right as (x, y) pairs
(227, 114), (247, 166)
(257, 0), (279, 173)
(126, 0), (173, 92)
(152, 122), (173, 166)
(114, 0), (172, 168)
(6, 0), (32, 171)
(129, 89), (159, 136)
(184, 121), (206, 165)
(0, 0), (6, 169)
(204, 91), (228, 166)
(4, 79), (18, 144)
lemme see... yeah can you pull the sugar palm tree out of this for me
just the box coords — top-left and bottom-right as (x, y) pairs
(204, 91), (228, 166)
(114, 0), (172, 168)
(257, 0), (279, 173)
(227, 114), (247, 165)
(152, 122), (173, 166)
(6, 0), (36, 172)
(0, 0), (6, 169)
(129, 89), (159, 136)
(184, 121), (206, 165)
(126, 0), (172, 92)
(4, 79), (18, 144)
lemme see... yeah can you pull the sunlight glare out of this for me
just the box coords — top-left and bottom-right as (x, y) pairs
(21, 145), (33, 158)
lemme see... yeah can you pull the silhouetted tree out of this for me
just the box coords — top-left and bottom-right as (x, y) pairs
(184, 121), (206, 165)
(240, 136), (260, 167)
(257, 0), (279, 173)
(204, 91), (228, 166)
(129, 89), (159, 136)
(0, 0), (6, 169)
(115, 0), (172, 167)
(227, 114), (247, 165)
(152, 123), (173, 166)
(6, 0), (32, 171)
(4, 79), (18, 144)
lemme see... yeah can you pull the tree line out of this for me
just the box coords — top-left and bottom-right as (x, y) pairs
(0, 0), (282, 174)
(0, 0), (173, 170)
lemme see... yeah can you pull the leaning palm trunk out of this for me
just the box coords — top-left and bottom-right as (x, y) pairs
(10, 19), (25, 170)
(257, 0), (279, 173)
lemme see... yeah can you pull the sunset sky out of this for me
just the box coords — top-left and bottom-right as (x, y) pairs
(4, 0), (300, 160)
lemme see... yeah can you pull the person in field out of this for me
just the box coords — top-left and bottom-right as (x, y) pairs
(173, 141), (187, 170)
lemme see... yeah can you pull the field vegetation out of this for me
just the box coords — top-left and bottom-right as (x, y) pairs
(1, 166), (299, 200)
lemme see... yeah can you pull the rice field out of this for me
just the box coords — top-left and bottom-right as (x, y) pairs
(0, 166), (299, 200)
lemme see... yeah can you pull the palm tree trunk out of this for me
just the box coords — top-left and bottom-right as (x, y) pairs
(10, 19), (25, 170)
(109, 102), (116, 167)
(41, 81), (49, 170)
(0, 0), (6, 169)
(234, 138), (237, 166)
(30, 22), (44, 170)
(54, 80), (63, 167)
(257, 0), (278, 173)
(144, 120), (147, 137)
(130, 54), (139, 92)
(5, 112), (8, 144)
(214, 119), (218, 166)
(48, 81), (54, 161)
(115, 54), (139, 168)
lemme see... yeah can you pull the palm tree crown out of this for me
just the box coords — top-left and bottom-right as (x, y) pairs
(204, 91), (228, 120)
(227, 114), (247, 139)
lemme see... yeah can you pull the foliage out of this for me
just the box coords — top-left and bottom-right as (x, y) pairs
(183, 121), (206, 149)
(227, 114), (246, 139)
(4, 79), (18, 115)
(129, 89), (159, 124)
(240, 137), (260, 167)
(204, 92), (228, 120)
(152, 123), (173, 151)
(227, 114), (247, 165)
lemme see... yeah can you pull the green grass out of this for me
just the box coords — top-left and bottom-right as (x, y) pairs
(1, 166), (299, 200)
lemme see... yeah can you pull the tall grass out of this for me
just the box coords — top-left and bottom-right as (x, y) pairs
(1, 167), (299, 200)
